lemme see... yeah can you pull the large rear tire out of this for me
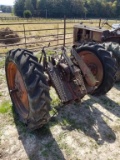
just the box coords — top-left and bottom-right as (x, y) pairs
(5, 49), (51, 131)
(76, 43), (117, 96)
(104, 42), (120, 82)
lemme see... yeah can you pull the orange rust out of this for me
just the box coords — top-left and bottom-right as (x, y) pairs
(7, 62), (29, 118)
(78, 50), (103, 87)
(15, 70), (29, 110)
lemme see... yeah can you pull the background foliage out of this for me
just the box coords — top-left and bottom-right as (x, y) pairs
(1, 0), (120, 18)
(0, 5), (12, 13)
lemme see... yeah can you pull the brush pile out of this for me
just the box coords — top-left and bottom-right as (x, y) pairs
(0, 27), (20, 44)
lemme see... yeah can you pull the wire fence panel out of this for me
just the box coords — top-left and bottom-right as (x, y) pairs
(0, 18), (116, 54)
(0, 19), (68, 53)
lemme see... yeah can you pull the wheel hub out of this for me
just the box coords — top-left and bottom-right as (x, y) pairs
(88, 63), (98, 75)
(78, 50), (104, 87)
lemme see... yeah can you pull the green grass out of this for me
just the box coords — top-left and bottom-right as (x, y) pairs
(50, 88), (61, 107)
(0, 60), (5, 68)
(51, 96), (60, 108)
(0, 100), (12, 114)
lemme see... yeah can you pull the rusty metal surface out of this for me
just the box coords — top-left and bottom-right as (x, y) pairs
(47, 62), (74, 103)
(71, 48), (99, 87)
(76, 50), (103, 88)
(74, 24), (105, 32)
(73, 23), (120, 45)
(15, 69), (29, 110)
(7, 62), (29, 119)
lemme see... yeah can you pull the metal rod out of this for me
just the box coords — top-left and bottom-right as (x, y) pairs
(23, 24), (27, 48)
(63, 16), (66, 47)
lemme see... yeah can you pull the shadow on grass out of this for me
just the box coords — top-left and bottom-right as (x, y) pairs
(12, 93), (118, 159)
(50, 100), (116, 145)
(90, 94), (120, 118)
(13, 111), (65, 160)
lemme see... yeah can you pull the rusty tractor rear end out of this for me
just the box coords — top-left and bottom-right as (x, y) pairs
(5, 42), (117, 130)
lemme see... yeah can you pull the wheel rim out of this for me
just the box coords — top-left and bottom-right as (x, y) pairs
(78, 50), (104, 87)
(7, 62), (29, 119)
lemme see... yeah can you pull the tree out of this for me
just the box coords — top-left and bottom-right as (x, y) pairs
(14, 0), (24, 17)
(0, 5), (12, 13)
(13, 0), (119, 18)
(24, 10), (32, 18)
(70, 0), (85, 18)
(116, 0), (120, 17)
(25, 0), (34, 14)
(31, 0), (37, 10)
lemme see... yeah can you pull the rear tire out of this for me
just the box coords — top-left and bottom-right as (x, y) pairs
(104, 42), (120, 82)
(5, 49), (51, 131)
(76, 43), (117, 96)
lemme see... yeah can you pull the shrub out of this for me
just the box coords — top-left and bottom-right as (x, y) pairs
(24, 10), (32, 18)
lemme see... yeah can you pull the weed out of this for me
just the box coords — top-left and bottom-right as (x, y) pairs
(0, 100), (12, 114)
(57, 132), (67, 142)
(50, 88), (60, 107)
(62, 119), (70, 126)
(0, 59), (5, 68)
(58, 141), (73, 157)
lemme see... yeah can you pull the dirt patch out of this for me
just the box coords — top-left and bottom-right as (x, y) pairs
(0, 27), (20, 44)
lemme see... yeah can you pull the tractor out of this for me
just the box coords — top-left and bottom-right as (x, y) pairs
(73, 20), (120, 81)
(5, 42), (117, 130)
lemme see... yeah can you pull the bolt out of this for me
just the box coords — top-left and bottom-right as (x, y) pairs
(10, 88), (18, 94)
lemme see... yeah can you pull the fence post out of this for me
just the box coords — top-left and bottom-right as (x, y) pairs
(57, 23), (59, 46)
(63, 16), (66, 47)
(23, 24), (27, 48)
(99, 19), (101, 28)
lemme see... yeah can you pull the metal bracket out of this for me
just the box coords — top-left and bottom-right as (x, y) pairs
(71, 46), (98, 87)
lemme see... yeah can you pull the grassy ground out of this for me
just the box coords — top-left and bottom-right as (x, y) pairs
(1, 81), (120, 160)
(0, 54), (120, 159)
(0, 13), (15, 17)
(0, 18), (120, 159)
